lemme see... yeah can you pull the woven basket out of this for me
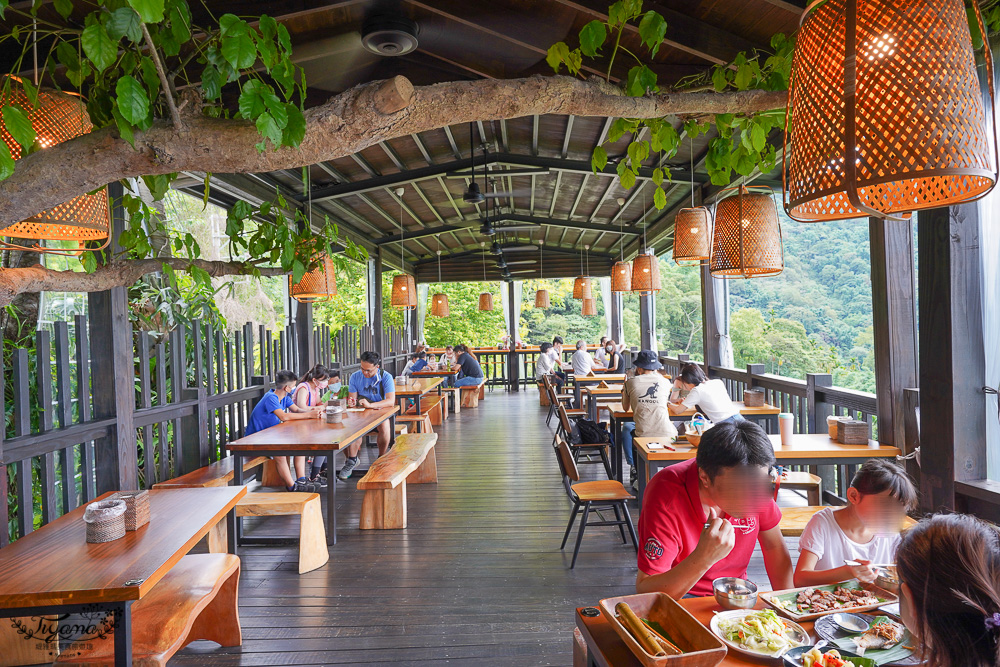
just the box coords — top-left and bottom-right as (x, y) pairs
(743, 388), (765, 407)
(837, 418), (870, 445)
(84, 500), (126, 543)
(111, 490), (150, 531)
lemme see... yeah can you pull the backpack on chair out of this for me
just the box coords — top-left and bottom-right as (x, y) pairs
(573, 419), (612, 445)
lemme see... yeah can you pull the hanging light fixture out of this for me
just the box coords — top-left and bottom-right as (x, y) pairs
(390, 186), (417, 309)
(710, 184), (783, 279)
(478, 239), (493, 311)
(572, 244), (593, 299)
(631, 188), (661, 295)
(535, 239), (550, 308)
(610, 197), (631, 292)
(290, 254), (337, 302)
(581, 297), (597, 317)
(673, 141), (711, 265)
(783, 0), (997, 222)
(430, 243), (450, 317)
(0, 76), (110, 254)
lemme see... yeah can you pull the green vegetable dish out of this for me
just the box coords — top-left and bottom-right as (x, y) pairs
(717, 609), (805, 655)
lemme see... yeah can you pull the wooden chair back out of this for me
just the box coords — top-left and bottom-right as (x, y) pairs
(542, 375), (559, 405)
(554, 435), (581, 483)
(557, 404), (574, 438)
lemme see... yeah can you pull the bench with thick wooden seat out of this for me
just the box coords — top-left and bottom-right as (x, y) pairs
(56, 553), (241, 666)
(460, 378), (487, 408)
(778, 470), (822, 505)
(232, 493), (328, 574)
(442, 386), (461, 414)
(356, 433), (438, 530)
(394, 422), (409, 435)
(397, 412), (433, 434)
(152, 455), (271, 488)
(778, 505), (917, 537)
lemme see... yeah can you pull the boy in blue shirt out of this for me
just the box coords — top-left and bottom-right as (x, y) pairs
(338, 351), (396, 480)
(245, 370), (324, 491)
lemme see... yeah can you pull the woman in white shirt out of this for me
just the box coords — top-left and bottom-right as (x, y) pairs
(667, 362), (742, 423)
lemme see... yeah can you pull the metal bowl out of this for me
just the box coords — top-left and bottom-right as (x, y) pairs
(713, 577), (758, 610)
(832, 612), (871, 633)
(873, 564), (900, 593)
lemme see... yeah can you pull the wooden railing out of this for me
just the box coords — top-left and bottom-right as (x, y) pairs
(330, 323), (408, 377)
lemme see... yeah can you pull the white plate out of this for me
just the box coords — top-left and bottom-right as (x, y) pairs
(709, 609), (810, 661)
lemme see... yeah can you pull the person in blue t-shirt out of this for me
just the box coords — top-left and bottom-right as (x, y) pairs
(245, 369), (324, 492)
(338, 351), (397, 480)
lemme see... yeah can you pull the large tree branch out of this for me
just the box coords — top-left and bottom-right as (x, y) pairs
(0, 75), (786, 230)
(0, 258), (288, 308)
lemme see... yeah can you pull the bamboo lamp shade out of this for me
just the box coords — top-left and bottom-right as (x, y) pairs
(478, 292), (494, 311)
(672, 207), (712, 265)
(430, 292), (450, 317)
(290, 255), (337, 302)
(710, 185), (784, 279)
(630, 253), (661, 295)
(581, 297), (597, 317)
(534, 289), (550, 308)
(611, 260), (632, 292)
(783, 0), (997, 222)
(391, 273), (417, 309)
(572, 275), (593, 299)
(0, 77), (110, 252)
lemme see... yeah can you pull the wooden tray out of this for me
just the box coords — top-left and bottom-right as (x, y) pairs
(598, 592), (728, 667)
(763, 580), (899, 622)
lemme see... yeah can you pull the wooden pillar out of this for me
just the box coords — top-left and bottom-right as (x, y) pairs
(294, 300), (315, 376)
(372, 248), (384, 358)
(508, 281), (519, 391)
(89, 182), (139, 493)
(639, 292), (656, 351)
(701, 265), (723, 368)
(918, 204), (986, 513)
(869, 216), (918, 448)
(610, 291), (624, 345)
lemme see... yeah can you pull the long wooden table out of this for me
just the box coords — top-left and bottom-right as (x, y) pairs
(393, 376), (444, 413)
(410, 368), (461, 379)
(570, 373), (627, 409)
(633, 433), (901, 504)
(227, 406), (398, 545)
(577, 596), (819, 667)
(584, 385), (624, 421)
(0, 486), (245, 667)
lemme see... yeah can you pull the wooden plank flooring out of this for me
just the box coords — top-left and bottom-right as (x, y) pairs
(174, 389), (803, 666)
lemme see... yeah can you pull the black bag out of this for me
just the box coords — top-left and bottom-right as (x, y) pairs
(573, 419), (612, 445)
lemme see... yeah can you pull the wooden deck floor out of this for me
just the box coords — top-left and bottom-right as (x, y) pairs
(174, 388), (803, 666)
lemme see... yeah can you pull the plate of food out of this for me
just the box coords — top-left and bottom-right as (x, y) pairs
(710, 608), (809, 660)
(783, 646), (877, 667)
(764, 580), (898, 622)
(814, 614), (918, 666)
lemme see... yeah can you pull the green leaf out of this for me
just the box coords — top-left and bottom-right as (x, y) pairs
(656, 123), (680, 156)
(81, 22), (117, 72)
(734, 62), (753, 90)
(277, 23), (292, 53)
(115, 75), (149, 125)
(715, 113), (734, 130)
(653, 186), (667, 210)
(750, 122), (767, 152)
(591, 145), (608, 173)
(53, 0), (72, 20)
(237, 79), (266, 119)
(259, 14), (277, 41)
(202, 172), (211, 210)
(139, 55), (160, 99)
(626, 65), (657, 96)
(18, 77), (38, 108)
(292, 258), (307, 285)
(282, 104), (305, 146)
(651, 167), (663, 187)
(201, 64), (223, 100)
(2, 106), (35, 150)
(638, 11), (667, 57)
(126, 0), (163, 23)
(627, 140), (649, 165)
(578, 20), (606, 57)
(222, 33), (256, 69)
(0, 141), (14, 181)
(111, 107), (135, 147)
(56, 40), (80, 72)
(169, 6), (190, 44)
(0, 1), (8, 20)
(608, 1), (627, 28)
(608, 117), (627, 143)
(712, 66), (728, 92)
(255, 112), (282, 150)
(969, 7), (985, 50)
(142, 173), (174, 200)
(620, 167), (636, 190)
(81, 251), (97, 273)
(565, 48), (583, 75)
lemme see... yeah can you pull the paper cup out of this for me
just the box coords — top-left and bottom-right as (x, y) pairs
(778, 413), (794, 446)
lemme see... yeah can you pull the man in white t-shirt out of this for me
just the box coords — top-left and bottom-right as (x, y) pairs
(668, 362), (742, 424)
(622, 351), (678, 488)
(571, 340), (595, 376)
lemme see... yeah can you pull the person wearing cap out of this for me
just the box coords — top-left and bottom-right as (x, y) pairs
(621, 351), (678, 489)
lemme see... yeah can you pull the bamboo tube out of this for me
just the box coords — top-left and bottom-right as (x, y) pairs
(642, 619), (683, 655)
(615, 602), (667, 657)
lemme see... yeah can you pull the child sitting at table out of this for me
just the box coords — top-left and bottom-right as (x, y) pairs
(793, 459), (917, 586)
(245, 369), (323, 492)
(896, 513), (1000, 667)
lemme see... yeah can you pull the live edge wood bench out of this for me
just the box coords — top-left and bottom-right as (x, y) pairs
(405, 393), (446, 426)
(357, 433), (438, 530)
(459, 378), (487, 408)
(56, 553), (241, 666)
(154, 456), (328, 574)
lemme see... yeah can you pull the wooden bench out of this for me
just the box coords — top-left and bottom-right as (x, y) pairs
(232, 493), (328, 574)
(460, 378), (487, 408)
(779, 505), (917, 537)
(56, 554), (241, 666)
(406, 394), (446, 426)
(394, 422), (409, 435)
(397, 413), (433, 434)
(356, 433), (438, 530)
(152, 455), (271, 488)
(778, 470), (822, 505)
(442, 386), (461, 414)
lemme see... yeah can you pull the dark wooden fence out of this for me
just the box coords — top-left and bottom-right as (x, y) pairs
(331, 323), (407, 377)
(1, 317), (348, 544)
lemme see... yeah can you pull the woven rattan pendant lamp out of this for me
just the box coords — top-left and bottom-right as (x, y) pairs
(290, 254), (337, 302)
(535, 240), (550, 308)
(673, 143), (711, 264)
(581, 297), (597, 317)
(0, 76), (110, 254)
(710, 184), (784, 278)
(631, 190), (661, 295)
(390, 186), (417, 310)
(478, 244), (493, 311)
(573, 245), (593, 299)
(610, 197), (632, 292)
(783, 0), (997, 221)
(430, 246), (450, 317)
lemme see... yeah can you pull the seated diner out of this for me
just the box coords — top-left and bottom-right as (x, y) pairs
(668, 362), (742, 424)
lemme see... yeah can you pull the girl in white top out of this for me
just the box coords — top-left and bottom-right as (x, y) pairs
(668, 362), (741, 423)
(794, 459), (917, 587)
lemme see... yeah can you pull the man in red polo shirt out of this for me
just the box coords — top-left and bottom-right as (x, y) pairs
(636, 420), (794, 598)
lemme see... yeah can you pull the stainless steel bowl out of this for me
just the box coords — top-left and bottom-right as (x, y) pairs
(712, 576), (758, 610)
(873, 564), (900, 593)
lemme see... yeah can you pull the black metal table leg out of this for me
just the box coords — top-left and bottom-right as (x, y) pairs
(327, 448), (337, 545)
(112, 601), (133, 667)
(233, 454), (244, 544)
